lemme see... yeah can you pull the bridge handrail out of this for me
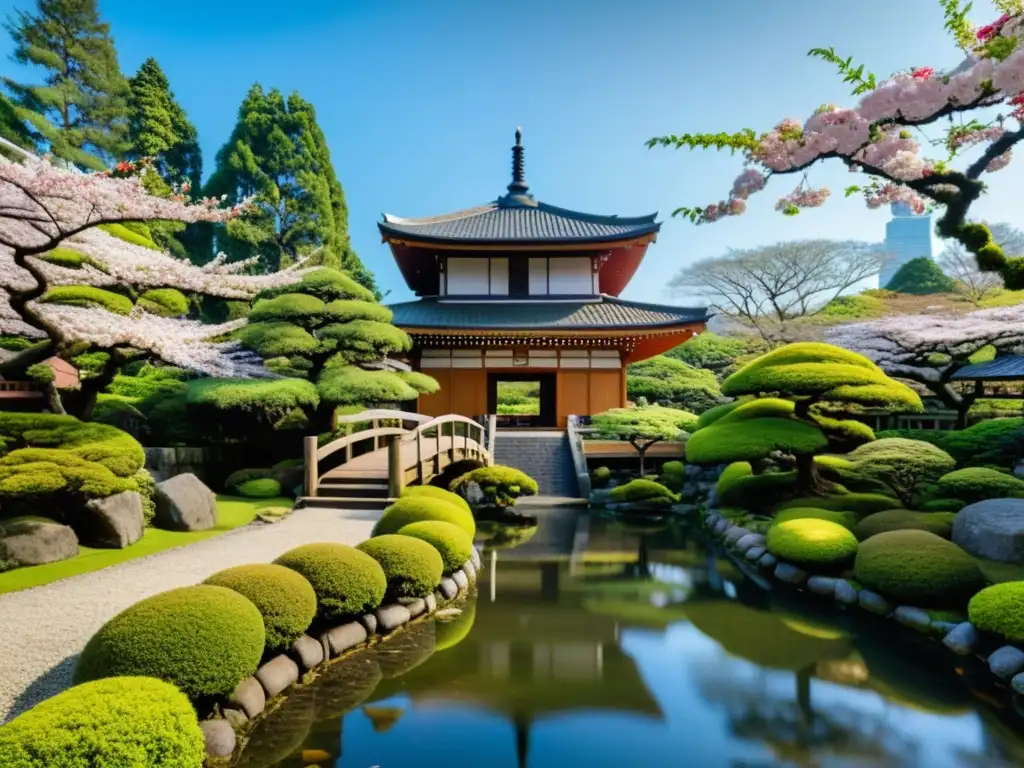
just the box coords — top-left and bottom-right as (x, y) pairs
(333, 408), (432, 426)
(315, 427), (408, 462)
(566, 414), (591, 499)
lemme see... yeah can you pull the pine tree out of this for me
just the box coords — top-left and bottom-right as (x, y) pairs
(3, 0), (130, 169)
(0, 93), (35, 154)
(205, 85), (377, 294)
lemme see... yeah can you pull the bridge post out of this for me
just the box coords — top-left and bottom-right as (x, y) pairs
(303, 436), (318, 497)
(487, 414), (497, 464)
(387, 435), (404, 498)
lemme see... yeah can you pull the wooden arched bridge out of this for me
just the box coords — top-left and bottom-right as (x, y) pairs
(299, 410), (496, 509)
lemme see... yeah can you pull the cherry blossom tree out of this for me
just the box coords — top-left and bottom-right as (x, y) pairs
(649, 1), (1024, 289)
(826, 302), (1024, 426)
(0, 140), (310, 416)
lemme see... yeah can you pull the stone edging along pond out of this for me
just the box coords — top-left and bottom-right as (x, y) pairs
(199, 548), (483, 762)
(701, 510), (1024, 705)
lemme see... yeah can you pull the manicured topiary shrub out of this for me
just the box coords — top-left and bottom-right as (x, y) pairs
(398, 520), (474, 574)
(938, 467), (1024, 503)
(687, 417), (828, 465)
(223, 467), (273, 492)
(274, 543), (387, 623)
(852, 510), (958, 541)
(40, 285), (134, 315)
(237, 477), (282, 499)
(777, 492), (900, 516)
(0, 676), (205, 768)
(766, 519), (858, 569)
(401, 484), (472, 515)
(74, 585), (265, 699)
(205, 564), (317, 653)
(356, 534), (444, 599)
(814, 455), (897, 496)
(450, 465), (538, 508)
(592, 466), (612, 488)
(658, 460), (685, 491)
(716, 461), (752, 496)
(609, 478), (677, 505)
(920, 498), (966, 513)
(844, 438), (956, 505)
(968, 582), (1024, 641)
(853, 530), (985, 607)
(138, 288), (190, 317)
(771, 507), (860, 530)
(696, 400), (744, 428)
(374, 496), (476, 538)
(719, 471), (798, 512)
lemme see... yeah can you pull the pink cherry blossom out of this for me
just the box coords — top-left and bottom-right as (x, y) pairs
(731, 169), (767, 199)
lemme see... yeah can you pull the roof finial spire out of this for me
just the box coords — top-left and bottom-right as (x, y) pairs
(506, 126), (530, 200)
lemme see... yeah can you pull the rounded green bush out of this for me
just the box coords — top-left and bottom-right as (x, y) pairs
(74, 585), (265, 699)
(224, 467), (272, 492)
(274, 543), (386, 623)
(449, 465), (539, 506)
(356, 534), (444, 599)
(609, 478), (676, 504)
(205, 563), (317, 652)
(766, 519), (858, 569)
(658, 460), (685, 491)
(401, 484), (472, 515)
(771, 507), (859, 530)
(0, 676), (205, 768)
(852, 510), (957, 541)
(920, 498), (966, 513)
(592, 466), (612, 487)
(776, 492), (900, 516)
(374, 495), (476, 538)
(397, 520), (474, 574)
(938, 467), (1024, 503)
(237, 477), (282, 498)
(716, 461), (752, 496)
(968, 582), (1024, 641)
(854, 530), (985, 607)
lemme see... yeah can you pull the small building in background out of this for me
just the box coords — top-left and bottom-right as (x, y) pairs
(0, 356), (78, 411)
(879, 202), (935, 288)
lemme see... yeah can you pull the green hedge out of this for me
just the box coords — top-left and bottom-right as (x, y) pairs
(771, 507), (860, 530)
(853, 530), (985, 607)
(449, 465), (539, 508)
(374, 496), (476, 538)
(398, 520), (474, 575)
(776, 492), (900, 516)
(968, 582), (1024, 641)
(920, 498), (966, 513)
(237, 477), (282, 499)
(357, 534), (444, 599)
(609, 478), (676, 504)
(0, 676), (205, 768)
(275, 543), (387, 623)
(205, 564), (317, 653)
(937, 467), (1024, 503)
(877, 419), (1024, 469)
(74, 585), (265, 699)
(852, 510), (958, 541)
(401, 485), (472, 515)
(766, 519), (858, 569)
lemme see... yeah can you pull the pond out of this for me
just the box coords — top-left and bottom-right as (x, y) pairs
(241, 508), (1024, 768)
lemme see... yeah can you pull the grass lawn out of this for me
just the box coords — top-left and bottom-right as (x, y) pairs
(0, 496), (291, 596)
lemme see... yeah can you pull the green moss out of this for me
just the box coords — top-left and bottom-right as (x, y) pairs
(658, 460), (685, 491)
(40, 285), (133, 315)
(323, 299), (393, 324)
(374, 496), (476, 538)
(98, 222), (160, 249)
(275, 543), (387, 623)
(713, 398), (794, 425)
(224, 468), (273, 493)
(695, 400), (744, 429)
(853, 530), (985, 607)
(817, 292), (885, 319)
(235, 321), (319, 357)
(316, 320), (412, 357)
(766, 519), (858, 569)
(237, 477), (282, 498)
(772, 507), (860, 530)
(449, 465), (539, 508)
(205, 563), (317, 653)
(74, 585), (265, 699)
(137, 288), (189, 317)
(591, 466), (612, 487)
(920, 498), (966, 513)
(317, 365), (418, 406)
(397, 521), (474, 574)
(609, 478), (676, 504)
(38, 247), (98, 270)
(777, 492), (900, 516)
(357, 534), (444, 599)
(250, 293), (327, 326)
(685, 418), (829, 464)
(853, 510), (957, 541)
(968, 582), (1024, 641)
(938, 467), (1024, 503)
(716, 461), (752, 496)
(0, 676), (205, 768)
(258, 267), (376, 303)
(401, 485), (472, 515)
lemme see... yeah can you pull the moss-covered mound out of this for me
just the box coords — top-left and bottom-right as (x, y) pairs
(591, 466), (612, 488)
(968, 582), (1024, 641)
(919, 498), (966, 513)
(658, 460), (685, 491)
(852, 510), (957, 541)
(275, 543), (387, 623)
(719, 471), (798, 512)
(854, 530), (985, 607)
(766, 519), (858, 569)
(356, 534), (444, 599)
(846, 437), (956, 506)
(397, 520), (474, 574)
(938, 467), (1024, 503)
(0, 676), (205, 768)
(205, 563), (317, 653)
(716, 461), (752, 496)
(401, 484), (472, 515)
(449, 465), (538, 508)
(74, 585), (265, 699)
(374, 495), (476, 538)
(686, 417), (828, 464)
(237, 477), (282, 499)
(771, 507), (860, 530)
(776, 492), (900, 516)
(609, 478), (676, 505)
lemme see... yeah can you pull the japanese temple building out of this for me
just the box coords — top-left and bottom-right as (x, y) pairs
(382, 129), (708, 428)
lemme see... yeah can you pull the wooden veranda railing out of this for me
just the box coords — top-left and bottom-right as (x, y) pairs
(303, 410), (496, 499)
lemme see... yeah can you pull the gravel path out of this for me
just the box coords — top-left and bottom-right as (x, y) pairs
(0, 507), (374, 723)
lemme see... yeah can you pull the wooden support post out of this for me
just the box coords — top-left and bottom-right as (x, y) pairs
(387, 434), (403, 498)
(416, 430), (424, 484)
(303, 436), (318, 498)
(436, 422), (442, 473)
(372, 419), (379, 450)
(487, 414), (497, 463)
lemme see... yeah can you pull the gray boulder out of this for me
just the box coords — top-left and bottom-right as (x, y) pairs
(452, 569), (470, 591)
(255, 654), (299, 698)
(745, 546), (766, 563)
(291, 635), (324, 670)
(989, 645), (1024, 679)
(834, 580), (858, 606)
(229, 677), (265, 718)
(200, 719), (236, 758)
(376, 604), (412, 632)
(858, 590), (892, 615)
(893, 606), (932, 632)
(326, 622), (367, 656)
(0, 519), (78, 565)
(942, 622), (979, 655)
(952, 499), (1024, 563)
(774, 562), (808, 585)
(83, 491), (144, 548)
(154, 473), (217, 531)
(398, 596), (426, 618)
(807, 576), (837, 597)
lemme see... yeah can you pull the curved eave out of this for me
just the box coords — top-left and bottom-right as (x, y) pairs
(379, 227), (660, 250)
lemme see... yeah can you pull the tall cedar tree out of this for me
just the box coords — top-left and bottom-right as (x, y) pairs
(3, 0), (130, 169)
(205, 85), (377, 294)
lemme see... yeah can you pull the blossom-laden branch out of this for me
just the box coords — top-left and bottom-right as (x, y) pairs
(648, 4), (1024, 289)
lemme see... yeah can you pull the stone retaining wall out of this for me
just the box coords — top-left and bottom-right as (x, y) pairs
(201, 547), (482, 763)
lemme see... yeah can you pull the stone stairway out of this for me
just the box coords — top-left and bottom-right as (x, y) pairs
(493, 430), (579, 498)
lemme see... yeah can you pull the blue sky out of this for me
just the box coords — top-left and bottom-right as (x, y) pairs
(1, 0), (1021, 303)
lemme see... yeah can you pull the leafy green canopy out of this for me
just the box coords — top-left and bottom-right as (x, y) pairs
(885, 257), (957, 295)
(666, 332), (763, 378)
(127, 58), (200, 189)
(846, 438), (956, 505)
(590, 405), (698, 440)
(626, 355), (722, 413)
(686, 417), (828, 464)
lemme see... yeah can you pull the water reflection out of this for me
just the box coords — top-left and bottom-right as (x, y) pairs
(245, 509), (1024, 768)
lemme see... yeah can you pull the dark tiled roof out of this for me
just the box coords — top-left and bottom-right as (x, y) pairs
(379, 201), (660, 245)
(388, 297), (708, 330)
(951, 356), (1024, 380)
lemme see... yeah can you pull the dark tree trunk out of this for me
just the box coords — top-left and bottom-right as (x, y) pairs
(795, 453), (831, 495)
